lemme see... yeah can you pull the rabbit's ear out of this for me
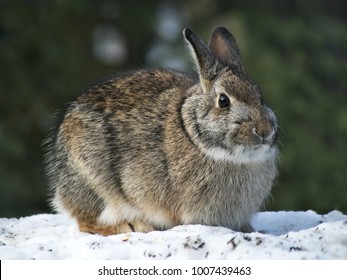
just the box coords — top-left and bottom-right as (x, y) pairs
(208, 27), (245, 73)
(184, 28), (221, 92)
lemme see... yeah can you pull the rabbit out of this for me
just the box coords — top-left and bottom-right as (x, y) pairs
(44, 26), (278, 236)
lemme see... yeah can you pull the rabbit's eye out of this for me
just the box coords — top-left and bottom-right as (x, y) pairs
(218, 94), (230, 108)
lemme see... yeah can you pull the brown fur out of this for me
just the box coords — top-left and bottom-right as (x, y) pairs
(45, 27), (278, 236)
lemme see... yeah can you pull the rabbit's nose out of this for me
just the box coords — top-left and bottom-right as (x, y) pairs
(252, 126), (275, 144)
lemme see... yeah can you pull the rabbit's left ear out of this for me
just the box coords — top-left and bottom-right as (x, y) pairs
(208, 27), (245, 73)
(184, 28), (222, 93)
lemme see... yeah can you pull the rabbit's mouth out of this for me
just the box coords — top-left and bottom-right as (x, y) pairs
(202, 143), (277, 164)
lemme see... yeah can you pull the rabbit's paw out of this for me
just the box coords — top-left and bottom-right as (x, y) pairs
(240, 223), (255, 233)
(78, 220), (155, 236)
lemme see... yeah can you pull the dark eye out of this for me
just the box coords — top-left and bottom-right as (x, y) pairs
(218, 94), (230, 108)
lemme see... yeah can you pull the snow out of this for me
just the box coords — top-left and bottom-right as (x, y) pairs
(0, 210), (346, 260)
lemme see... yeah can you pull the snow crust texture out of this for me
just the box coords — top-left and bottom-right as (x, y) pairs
(0, 211), (346, 260)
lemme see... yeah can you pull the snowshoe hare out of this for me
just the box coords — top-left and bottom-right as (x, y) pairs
(45, 27), (278, 236)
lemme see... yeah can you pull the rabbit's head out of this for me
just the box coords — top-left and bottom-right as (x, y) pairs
(182, 27), (278, 163)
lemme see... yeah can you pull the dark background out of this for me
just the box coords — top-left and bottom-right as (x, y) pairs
(1, 0), (346, 217)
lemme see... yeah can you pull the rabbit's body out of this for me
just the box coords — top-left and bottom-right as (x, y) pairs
(46, 27), (278, 235)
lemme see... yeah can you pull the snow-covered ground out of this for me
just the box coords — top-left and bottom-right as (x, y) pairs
(0, 210), (346, 260)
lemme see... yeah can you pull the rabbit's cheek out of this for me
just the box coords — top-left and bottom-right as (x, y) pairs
(232, 124), (255, 145)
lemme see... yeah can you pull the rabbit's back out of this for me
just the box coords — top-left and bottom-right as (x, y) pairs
(74, 70), (192, 117)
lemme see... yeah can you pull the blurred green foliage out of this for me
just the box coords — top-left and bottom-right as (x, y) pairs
(0, 0), (346, 217)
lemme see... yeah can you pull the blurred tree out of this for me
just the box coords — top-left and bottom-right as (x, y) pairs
(0, 0), (346, 217)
